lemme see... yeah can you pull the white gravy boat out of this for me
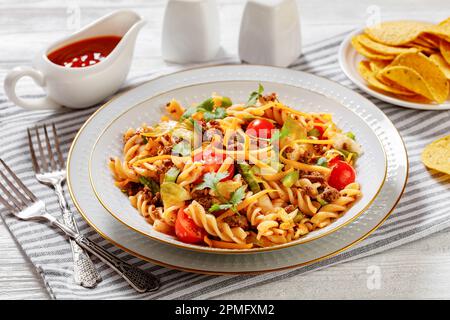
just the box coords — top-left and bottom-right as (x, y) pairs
(4, 10), (145, 110)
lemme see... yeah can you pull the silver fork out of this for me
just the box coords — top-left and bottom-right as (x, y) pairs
(0, 158), (160, 293)
(27, 123), (100, 288)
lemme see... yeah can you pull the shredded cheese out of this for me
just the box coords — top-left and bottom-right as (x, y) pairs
(217, 189), (276, 221)
(133, 155), (185, 166)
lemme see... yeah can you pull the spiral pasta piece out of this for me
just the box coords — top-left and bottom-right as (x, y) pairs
(186, 201), (248, 244)
(177, 161), (204, 188)
(310, 183), (361, 227)
(129, 191), (162, 224)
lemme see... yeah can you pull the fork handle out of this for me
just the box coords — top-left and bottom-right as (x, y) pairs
(74, 236), (160, 293)
(54, 183), (101, 288)
(47, 215), (160, 293)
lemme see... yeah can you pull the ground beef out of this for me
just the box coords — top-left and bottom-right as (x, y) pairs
(284, 205), (296, 213)
(207, 120), (223, 131)
(122, 182), (142, 196)
(137, 188), (161, 206)
(302, 185), (316, 197)
(223, 214), (250, 230)
(191, 189), (213, 209)
(300, 171), (325, 183)
(156, 160), (172, 176)
(258, 93), (277, 104)
(160, 145), (173, 155)
(320, 186), (340, 202)
(150, 192), (162, 205)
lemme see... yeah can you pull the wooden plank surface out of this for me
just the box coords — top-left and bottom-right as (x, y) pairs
(0, 0), (449, 300)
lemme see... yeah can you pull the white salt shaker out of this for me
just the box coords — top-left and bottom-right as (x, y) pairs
(239, 0), (302, 67)
(161, 0), (221, 63)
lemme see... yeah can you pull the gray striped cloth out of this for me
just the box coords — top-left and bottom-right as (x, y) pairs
(1, 31), (449, 299)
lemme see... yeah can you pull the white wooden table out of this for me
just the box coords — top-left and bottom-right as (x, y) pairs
(1, 0), (450, 300)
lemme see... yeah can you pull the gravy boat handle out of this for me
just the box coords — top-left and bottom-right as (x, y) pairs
(4, 66), (62, 110)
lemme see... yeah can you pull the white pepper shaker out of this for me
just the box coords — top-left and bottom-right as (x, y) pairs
(161, 0), (221, 63)
(238, 0), (302, 67)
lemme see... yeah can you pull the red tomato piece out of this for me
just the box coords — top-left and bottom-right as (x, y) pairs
(328, 156), (341, 167)
(175, 207), (206, 244)
(245, 119), (275, 139)
(201, 148), (234, 181)
(313, 125), (325, 138)
(328, 160), (356, 191)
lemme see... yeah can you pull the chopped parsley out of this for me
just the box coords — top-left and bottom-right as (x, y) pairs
(194, 172), (245, 213)
(245, 83), (264, 107)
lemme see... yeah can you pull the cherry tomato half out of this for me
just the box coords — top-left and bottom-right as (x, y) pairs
(313, 125), (325, 138)
(328, 156), (342, 168)
(328, 160), (356, 191)
(245, 119), (275, 139)
(201, 148), (234, 181)
(175, 207), (206, 244)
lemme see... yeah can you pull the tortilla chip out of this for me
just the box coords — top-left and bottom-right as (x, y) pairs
(380, 66), (435, 100)
(365, 21), (433, 45)
(351, 36), (395, 60)
(423, 24), (450, 43)
(358, 61), (414, 96)
(390, 52), (449, 103)
(419, 34), (441, 48)
(398, 94), (432, 103)
(412, 38), (435, 48)
(375, 72), (416, 95)
(440, 39), (450, 64)
(422, 135), (450, 175)
(439, 17), (450, 27)
(369, 60), (390, 73)
(430, 53), (450, 79)
(404, 42), (437, 54)
(355, 34), (418, 55)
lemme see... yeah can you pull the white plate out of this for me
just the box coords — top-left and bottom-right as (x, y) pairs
(339, 28), (450, 111)
(89, 80), (387, 253)
(67, 65), (408, 274)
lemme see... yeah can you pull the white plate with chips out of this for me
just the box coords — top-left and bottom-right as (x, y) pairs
(67, 65), (408, 274)
(339, 28), (450, 111)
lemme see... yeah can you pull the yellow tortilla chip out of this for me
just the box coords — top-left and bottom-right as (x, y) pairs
(369, 60), (390, 73)
(355, 34), (418, 55)
(380, 66), (435, 101)
(430, 53), (450, 80)
(440, 39), (450, 64)
(439, 17), (450, 27)
(358, 61), (414, 96)
(351, 36), (395, 60)
(412, 38), (435, 48)
(399, 94), (432, 103)
(419, 34), (441, 48)
(404, 42), (437, 55)
(365, 21), (433, 46)
(374, 72), (416, 95)
(423, 24), (450, 43)
(390, 52), (449, 103)
(422, 135), (450, 175)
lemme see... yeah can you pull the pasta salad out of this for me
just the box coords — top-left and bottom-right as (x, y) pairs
(109, 85), (362, 249)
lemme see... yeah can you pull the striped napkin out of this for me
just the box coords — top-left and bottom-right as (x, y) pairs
(1, 31), (449, 300)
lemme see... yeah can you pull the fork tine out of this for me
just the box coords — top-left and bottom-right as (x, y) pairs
(0, 193), (17, 212)
(43, 124), (57, 171)
(34, 125), (48, 172)
(27, 128), (40, 174)
(0, 159), (37, 202)
(52, 123), (65, 169)
(0, 168), (28, 209)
